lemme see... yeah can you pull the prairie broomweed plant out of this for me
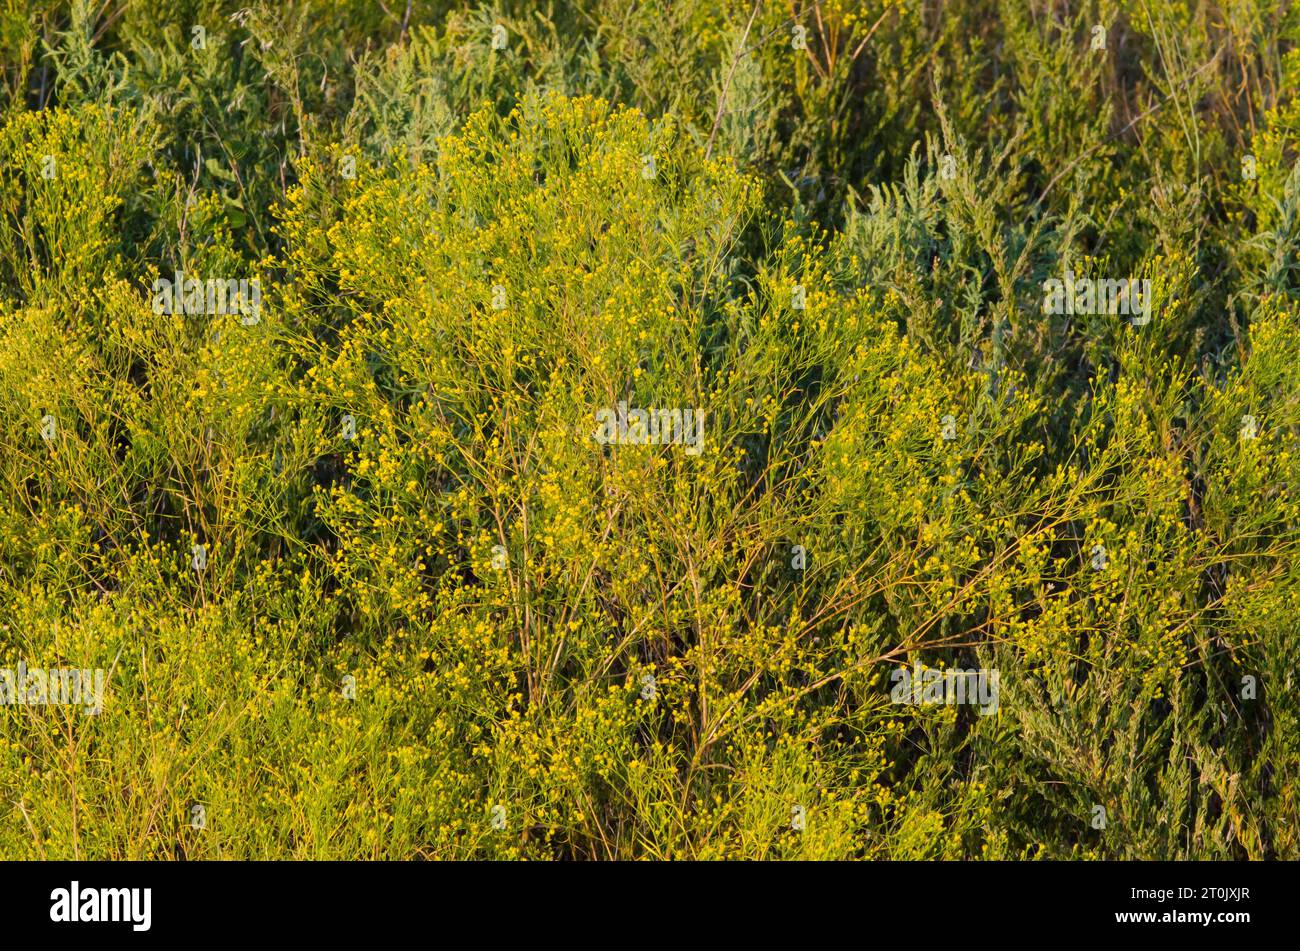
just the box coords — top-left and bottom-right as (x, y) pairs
(0, 0), (1297, 866)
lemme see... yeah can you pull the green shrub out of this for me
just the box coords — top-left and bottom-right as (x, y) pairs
(1, 0), (1299, 860)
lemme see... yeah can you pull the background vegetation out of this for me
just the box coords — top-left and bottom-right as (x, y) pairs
(1, 0), (1298, 859)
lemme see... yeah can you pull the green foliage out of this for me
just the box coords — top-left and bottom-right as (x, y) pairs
(1, 0), (1299, 860)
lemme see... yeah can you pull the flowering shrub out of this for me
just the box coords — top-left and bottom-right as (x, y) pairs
(0, 0), (1298, 860)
